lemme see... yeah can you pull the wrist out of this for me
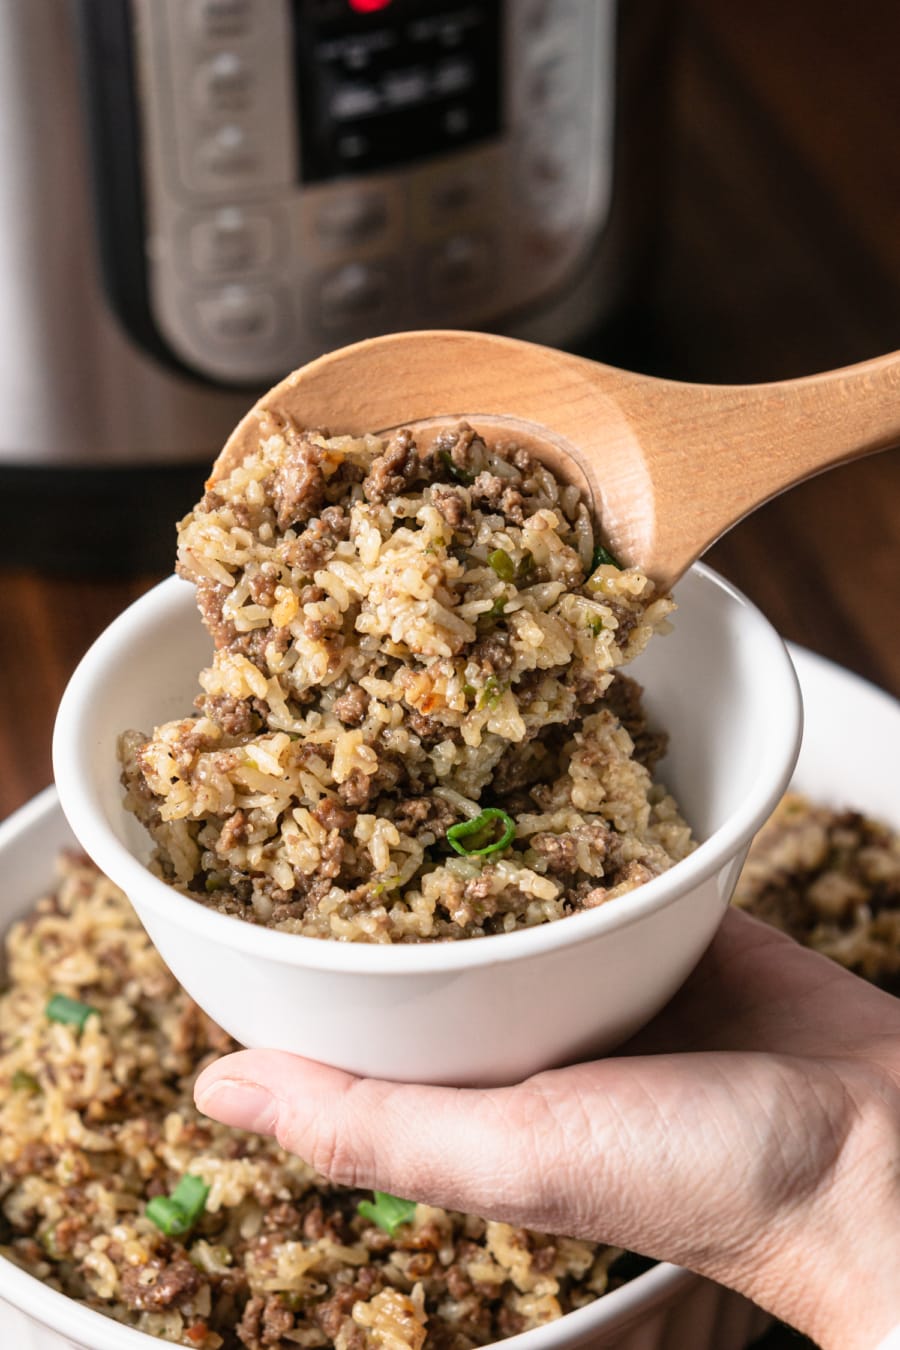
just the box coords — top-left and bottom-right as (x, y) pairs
(742, 1061), (900, 1350)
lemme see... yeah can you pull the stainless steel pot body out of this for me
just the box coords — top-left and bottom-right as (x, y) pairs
(0, 0), (669, 472)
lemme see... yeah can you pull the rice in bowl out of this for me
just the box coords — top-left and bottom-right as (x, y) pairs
(735, 793), (900, 991)
(2, 799), (897, 1346)
(120, 420), (694, 942)
(0, 853), (643, 1350)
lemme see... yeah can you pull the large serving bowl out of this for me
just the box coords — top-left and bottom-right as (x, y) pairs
(8, 646), (900, 1349)
(0, 789), (773, 1350)
(52, 561), (801, 1088)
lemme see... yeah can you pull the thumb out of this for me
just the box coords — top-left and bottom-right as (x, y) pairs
(194, 1048), (604, 1237)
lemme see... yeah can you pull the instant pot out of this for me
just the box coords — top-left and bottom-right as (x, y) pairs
(0, 0), (671, 571)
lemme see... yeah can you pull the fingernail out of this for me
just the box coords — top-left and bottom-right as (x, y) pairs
(196, 1079), (277, 1134)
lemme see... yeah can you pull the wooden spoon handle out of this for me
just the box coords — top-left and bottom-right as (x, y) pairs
(212, 330), (900, 595)
(599, 350), (900, 589)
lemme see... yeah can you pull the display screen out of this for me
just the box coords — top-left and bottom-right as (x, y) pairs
(293, 0), (503, 182)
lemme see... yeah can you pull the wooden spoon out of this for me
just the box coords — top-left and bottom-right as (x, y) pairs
(212, 331), (900, 592)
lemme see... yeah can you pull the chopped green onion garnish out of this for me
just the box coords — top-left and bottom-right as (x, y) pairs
(477, 675), (504, 709)
(438, 450), (474, 486)
(171, 1174), (210, 1219)
(11, 1069), (39, 1093)
(146, 1173), (209, 1237)
(145, 1196), (192, 1237)
(591, 544), (621, 571)
(488, 548), (515, 582)
(589, 616), (605, 636)
(358, 1191), (417, 1236)
(45, 994), (98, 1032)
(446, 808), (516, 857)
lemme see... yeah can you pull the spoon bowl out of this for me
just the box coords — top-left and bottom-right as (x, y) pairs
(212, 330), (900, 589)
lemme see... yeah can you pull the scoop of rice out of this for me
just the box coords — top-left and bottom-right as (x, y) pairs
(121, 420), (695, 941)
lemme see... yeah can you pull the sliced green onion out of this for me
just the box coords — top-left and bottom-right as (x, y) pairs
(45, 994), (98, 1032)
(477, 675), (504, 709)
(438, 450), (474, 486)
(146, 1174), (210, 1237)
(488, 549), (515, 582)
(358, 1191), (417, 1236)
(170, 1174), (210, 1223)
(591, 544), (621, 571)
(11, 1069), (40, 1093)
(446, 808), (516, 857)
(145, 1196), (193, 1237)
(589, 616), (605, 636)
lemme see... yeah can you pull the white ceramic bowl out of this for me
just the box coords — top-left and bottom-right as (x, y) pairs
(52, 563), (801, 1088)
(0, 789), (771, 1350)
(11, 644), (900, 1350)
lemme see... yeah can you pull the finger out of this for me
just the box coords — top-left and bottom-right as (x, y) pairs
(192, 1043), (833, 1281)
(195, 1050), (534, 1205)
(194, 1048), (657, 1241)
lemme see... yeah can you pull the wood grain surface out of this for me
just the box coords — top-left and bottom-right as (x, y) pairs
(0, 3), (897, 1345)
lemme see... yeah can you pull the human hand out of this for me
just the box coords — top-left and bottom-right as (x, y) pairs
(194, 909), (900, 1350)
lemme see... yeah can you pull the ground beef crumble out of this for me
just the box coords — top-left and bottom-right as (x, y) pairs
(271, 436), (326, 531)
(332, 684), (369, 726)
(363, 428), (424, 503)
(119, 1252), (203, 1313)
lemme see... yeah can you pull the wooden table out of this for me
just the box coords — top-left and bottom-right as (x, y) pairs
(0, 3), (897, 1346)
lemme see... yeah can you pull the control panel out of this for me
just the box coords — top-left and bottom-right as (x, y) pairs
(130, 0), (616, 384)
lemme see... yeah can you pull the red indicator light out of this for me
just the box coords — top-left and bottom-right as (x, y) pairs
(348, 0), (392, 12)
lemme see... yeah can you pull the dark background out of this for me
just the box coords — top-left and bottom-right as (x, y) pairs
(1, 3), (899, 1344)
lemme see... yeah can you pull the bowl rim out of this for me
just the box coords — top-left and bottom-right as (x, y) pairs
(51, 561), (802, 975)
(0, 1187), (695, 1345)
(0, 1234), (697, 1350)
